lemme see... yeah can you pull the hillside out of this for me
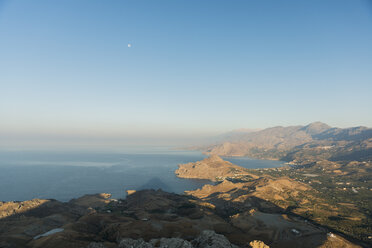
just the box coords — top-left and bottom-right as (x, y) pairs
(175, 155), (259, 181)
(203, 122), (372, 162)
(0, 187), (360, 248)
(176, 156), (372, 246)
(0, 191), (256, 248)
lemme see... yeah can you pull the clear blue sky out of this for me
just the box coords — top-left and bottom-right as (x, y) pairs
(0, 0), (371, 147)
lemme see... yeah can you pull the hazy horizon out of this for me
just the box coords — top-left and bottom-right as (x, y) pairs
(1, 0), (372, 149)
(1, 120), (370, 150)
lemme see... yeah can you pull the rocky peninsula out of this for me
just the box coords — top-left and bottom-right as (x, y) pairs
(175, 155), (259, 182)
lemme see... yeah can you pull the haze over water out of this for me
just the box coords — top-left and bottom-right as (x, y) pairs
(0, 148), (284, 202)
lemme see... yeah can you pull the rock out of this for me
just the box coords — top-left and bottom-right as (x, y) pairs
(118, 237), (192, 248)
(127, 190), (137, 196)
(193, 230), (239, 248)
(118, 238), (153, 248)
(249, 240), (269, 248)
(150, 237), (193, 248)
(0, 199), (50, 218)
(69, 193), (112, 208)
(117, 231), (238, 248)
(87, 242), (106, 248)
(33, 228), (64, 240)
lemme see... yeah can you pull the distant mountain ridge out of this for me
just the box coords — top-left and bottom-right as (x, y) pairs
(204, 122), (372, 162)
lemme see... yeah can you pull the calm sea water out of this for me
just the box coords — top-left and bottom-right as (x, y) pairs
(0, 149), (284, 202)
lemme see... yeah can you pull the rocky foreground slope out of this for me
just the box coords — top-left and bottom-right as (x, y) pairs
(0, 189), (272, 248)
(0, 185), (359, 248)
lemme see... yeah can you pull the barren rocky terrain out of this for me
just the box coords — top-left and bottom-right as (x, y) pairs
(0, 184), (359, 248)
(176, 155), (371, 247)
(0, 189), (270, 248)
(175, 155), (259, 182)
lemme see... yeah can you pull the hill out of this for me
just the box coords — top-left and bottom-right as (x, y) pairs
(0, 188), (360, 248)
(203, 122), (372, 162)
(176, 156), (372, 246)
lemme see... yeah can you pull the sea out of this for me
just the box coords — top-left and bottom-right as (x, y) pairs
(0, 148), (285, 202)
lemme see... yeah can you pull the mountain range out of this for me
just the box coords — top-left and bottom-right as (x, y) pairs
(203, 122), (372, 162)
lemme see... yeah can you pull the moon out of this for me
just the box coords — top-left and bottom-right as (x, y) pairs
(128, 44), (132, 48)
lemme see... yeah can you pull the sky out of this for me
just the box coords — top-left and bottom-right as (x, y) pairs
(0, 0), (372, 148)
